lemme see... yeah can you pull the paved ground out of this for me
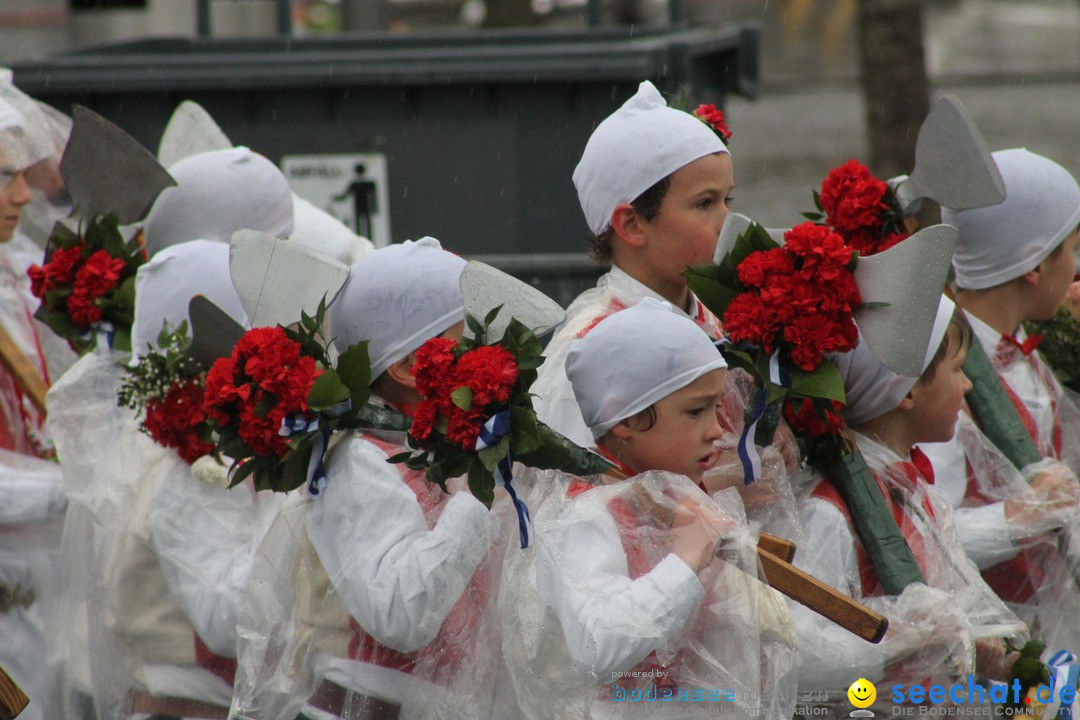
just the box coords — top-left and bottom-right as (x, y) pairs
(713, 0), (1080, 227)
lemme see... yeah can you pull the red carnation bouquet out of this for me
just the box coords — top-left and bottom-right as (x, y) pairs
(692, 104), (732, 145)
(390, 308), (612, 546)
(118, 321), (214, 465)
(685, 221), (860, 475)
(29, 214), (143, 354)
(804, 159), (912, 257)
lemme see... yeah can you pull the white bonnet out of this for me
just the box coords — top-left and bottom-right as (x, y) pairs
(947, 148), (1080, 290)
(834, 295), (957, 426)
(329, 237), (466, 377)
(566, 297), (728, 439)
(572, 81), (730, 236)
(131, 239), (248, 356)
(143, 146), (294, 258)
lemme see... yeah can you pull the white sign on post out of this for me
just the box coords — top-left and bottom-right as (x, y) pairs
(281, 153), (392, 247)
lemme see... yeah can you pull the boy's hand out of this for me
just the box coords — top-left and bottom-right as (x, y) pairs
(1006, 470), (1080, 523)
(667, 497), (728, 573)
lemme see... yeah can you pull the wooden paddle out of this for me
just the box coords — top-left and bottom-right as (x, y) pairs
(0, 323), (47, 417)
(0, 665), (29, 720)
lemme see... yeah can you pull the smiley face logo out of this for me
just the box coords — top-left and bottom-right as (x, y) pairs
(848, 678), (876, 708)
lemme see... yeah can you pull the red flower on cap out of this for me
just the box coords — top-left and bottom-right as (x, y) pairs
(693, 104), (732, 145)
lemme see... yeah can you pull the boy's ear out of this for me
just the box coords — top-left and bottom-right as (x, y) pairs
(384, 353), (419, 390)
(897, 386), (919, 411)
(1021, 267), (1041, 287)
(607, 421), (634, 441)
(610, 203), (647, 249)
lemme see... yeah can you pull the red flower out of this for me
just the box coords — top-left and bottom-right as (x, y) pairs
(818, 159), (889, 235)
(29, 244), (85, 299)
(736, 248), (795, 289)
(455, 345), (518, 407)
(724, 292), (776, 351)
(783, 397), (845, 437)
(410, 399), (438, 441)
(693, 104), (732, 143)
(783, 222), (854, 269)
(144, 379), (214, 464)
(66, 291), (102, 327)
(203, 326), (321, 458)
(446, 406), (484, 450)
(73, 250), (126, 300)
(413, 337), (459, 396)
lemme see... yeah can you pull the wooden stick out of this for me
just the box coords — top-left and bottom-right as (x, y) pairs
(758, 548), (889, 643)
(0, 665), (29, 720)
(0, 324), (47, 417)
(757, 532), (796, 562)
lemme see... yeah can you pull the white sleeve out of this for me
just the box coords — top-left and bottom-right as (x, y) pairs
(951, 502), (1019, 568)
(147, 461), (274, 657)
(534, 499), (705, 683)
(307, 437), (500, 653)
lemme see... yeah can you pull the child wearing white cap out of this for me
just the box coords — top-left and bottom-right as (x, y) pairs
(792, 297), (1024, 711)
(239, 238), (503, 720)
(532, 81), (734, 450)
(502, 298), (796, 719)
(917, 148), (1080, 654)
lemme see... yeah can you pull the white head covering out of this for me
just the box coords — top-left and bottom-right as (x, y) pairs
(290, 194), (373, 265)
(329, 237), (466, 377)
(572, 80), (730, 236)
(834, 295), (956, 426)
(131, 239), (248, 356)
(143, 146), (294, 258)
(0, 70), (56, 173)
(947, 148), (1080, 290)
(566, 297), (728, 439)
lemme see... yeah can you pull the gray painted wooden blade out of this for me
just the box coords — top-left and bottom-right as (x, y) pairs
(188, 295), (246, 368)
(59, 106), (176, 225)
(894, 96), (1006, 212)
(157, 100), (232, 168)
(460, 261), (564, 340)
(853, 223), (958, 377)
(230, 230), (350, 329)
(712, 213), (786, 265)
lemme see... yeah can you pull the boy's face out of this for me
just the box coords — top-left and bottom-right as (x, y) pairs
(610, 368), (727, 485)
(0, 165), (31, 244)
(1031, 226), (1080, 321)
(907, 344), (972, 445)
(638, 152), (734, 293)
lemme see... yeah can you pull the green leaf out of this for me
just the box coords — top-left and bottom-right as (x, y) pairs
(465, 313), (486, 340)
(509, 405), (542, 455)
(228, 458), (258, 488)
(477, 435), (510, 472)
(308, 369), (350, 411)
(386, 450), (417, 465)
(788, 360), (846, 403)
(466, 460), (495, 509)
(336, 341), (372, 415)
(483, 304), (503, 328)
(451, 386), (473, 411)
(800, 212), (824, 222)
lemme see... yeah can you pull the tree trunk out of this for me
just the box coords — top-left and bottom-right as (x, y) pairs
(855, 0), (931, 180)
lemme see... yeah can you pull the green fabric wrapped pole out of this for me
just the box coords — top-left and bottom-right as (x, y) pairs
(824, 448), (926, 595)
(961, 339), (1042, 470)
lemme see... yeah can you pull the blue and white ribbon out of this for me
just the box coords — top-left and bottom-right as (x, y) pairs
(1047, 649), (1079, 718)
(89, 321), (116, 355)
(476, 408), (533, 549)
(736, 348), (790, 485)
(279, 414), (331, 497)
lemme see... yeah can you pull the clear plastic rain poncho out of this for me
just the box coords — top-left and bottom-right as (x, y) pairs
(231, 429), (505, 720)
(921, 410), (1080, 656)
(48, 240), (277, 719)
(790, 431), (1026, 712)
(500, 467), (798, 720)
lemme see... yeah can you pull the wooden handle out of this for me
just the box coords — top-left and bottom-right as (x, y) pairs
(757, 532), (795, 562)
(758, 548), (889, 644)
(0, 665), (29, 720)
(0, 323), (47, 417)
